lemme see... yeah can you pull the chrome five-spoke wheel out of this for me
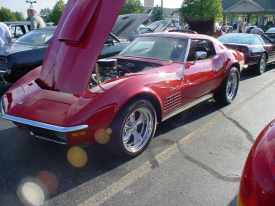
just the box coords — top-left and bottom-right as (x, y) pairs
(108, 100), (156, 158)
(122, 107), (154, 153)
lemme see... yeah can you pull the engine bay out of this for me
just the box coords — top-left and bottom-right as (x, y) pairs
(89, 58), (161, 87)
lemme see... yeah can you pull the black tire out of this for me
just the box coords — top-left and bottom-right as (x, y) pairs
(107, 100), (157, 158)
(253, 53), (267, 75)
(214, 67), (240, 105)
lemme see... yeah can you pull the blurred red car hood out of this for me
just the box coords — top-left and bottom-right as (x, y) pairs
(38, 0), (125, 94)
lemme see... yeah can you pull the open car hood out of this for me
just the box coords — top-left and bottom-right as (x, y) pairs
(186, 18), (215, 35)
(146, 20), (171, 32)
(111, 14), (151, 39)
(38, 0), (126, 94)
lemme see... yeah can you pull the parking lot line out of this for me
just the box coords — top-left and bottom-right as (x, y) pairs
(78, 113), (225, 206)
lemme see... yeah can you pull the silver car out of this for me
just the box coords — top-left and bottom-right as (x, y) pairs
(265, 28), (275, 42)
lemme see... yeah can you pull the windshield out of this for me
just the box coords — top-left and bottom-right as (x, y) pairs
(218, 34), (263, 45)
(15, 30), (54, 44)
(119, 36), (188, 61)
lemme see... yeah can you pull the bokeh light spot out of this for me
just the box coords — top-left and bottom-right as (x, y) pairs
(67, 146), (88, 167)
(106, 128), (112, 135)
(95, 128), (110, 144)
(36, 171), (58, 194)
(17, 178), (45, 206)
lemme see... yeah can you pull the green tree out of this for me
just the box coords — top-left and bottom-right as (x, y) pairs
(0, 7), (16, 21)
(179, 0), (223, 23)
(40, 7), (52, 22)
(120, 0), (145, 14)
(49, 0), (66, 25)
(13, 11), (25, 21)
(150, 5), (164, 22)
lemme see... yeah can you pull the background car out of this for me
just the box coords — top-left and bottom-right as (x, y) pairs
(218, 33), (275, 75)
(1, 21), (31, 40)
(185, 18), (225, 36)
(0, 26), (54, 83)
(0, 14), (151, 83)
(238, 119), (275, 205)
(127, 26), (154, 41)
(243, 25), (264, 35)
(265, 27), (275, 42)
(146, 20), (172, 32)
(2, 31), (245, 158)
(168, 29), (197, 34)
(0, 26), (129, 83)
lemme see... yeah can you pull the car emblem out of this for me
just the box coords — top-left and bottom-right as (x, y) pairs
(17, 101), (24, 105)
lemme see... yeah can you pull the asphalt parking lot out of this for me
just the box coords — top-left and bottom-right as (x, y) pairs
(1, 65), (275, 206)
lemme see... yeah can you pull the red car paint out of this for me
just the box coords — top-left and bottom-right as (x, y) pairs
(1, 0), (245, 155)
(39, 0), (126, 94)
(238, 119), (275, 206)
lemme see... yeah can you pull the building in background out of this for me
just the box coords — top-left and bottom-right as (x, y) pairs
(143, 0), (275, 29)
(222, 0), (275, 28)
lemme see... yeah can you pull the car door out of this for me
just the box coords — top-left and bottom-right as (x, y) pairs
(182, 39), (225, 103)
(261, 35), (275, 62)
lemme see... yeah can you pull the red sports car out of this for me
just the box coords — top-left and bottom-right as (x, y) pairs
(0, 0), (245, 158)
(238, 119), (275, 206)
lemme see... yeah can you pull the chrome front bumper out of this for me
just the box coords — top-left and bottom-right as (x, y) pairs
(1, 98), (88, 144)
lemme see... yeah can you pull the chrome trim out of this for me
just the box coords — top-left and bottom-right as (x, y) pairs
(0, 70), (7, 74)
(0, 97), (4, 116)
(162, 94), (213, 121)
(32, 135), (67, 145)
(2, 113), (88, 133)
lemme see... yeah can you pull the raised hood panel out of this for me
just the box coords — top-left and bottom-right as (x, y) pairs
(112, 14), (151, 39)
(146, 20), (171, 32)
(39, 0), (126, 94)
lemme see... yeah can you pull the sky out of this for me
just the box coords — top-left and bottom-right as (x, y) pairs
(142, 0), (183, 8)
(1, 0), (183, 18)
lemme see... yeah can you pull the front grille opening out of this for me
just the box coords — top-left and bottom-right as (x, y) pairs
(16, 123), (68, 144)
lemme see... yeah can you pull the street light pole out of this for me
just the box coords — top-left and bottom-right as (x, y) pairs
(161, 0), (163, 20)
(26, 1), (37, 8)
(262, 0), (267, 28)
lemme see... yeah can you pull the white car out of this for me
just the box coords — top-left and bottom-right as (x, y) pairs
(243, 26), (264, 35)
(2, 21), (31, 40)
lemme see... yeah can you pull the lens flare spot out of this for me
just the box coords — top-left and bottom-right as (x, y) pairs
(67, 146), (88, 167)
(95, 128), (110, 144)
(106, 128), (112, 135)
(17, 178), (45, 206)
(36, 171), (58, 194)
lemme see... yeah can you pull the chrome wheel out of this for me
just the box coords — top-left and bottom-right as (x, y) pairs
(259, 54), (266, 74)
(108, 100), (156, 158)
(214, 67), (239, 105)
(226, 72), (238, 101)
(122, 107), (154, 153)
